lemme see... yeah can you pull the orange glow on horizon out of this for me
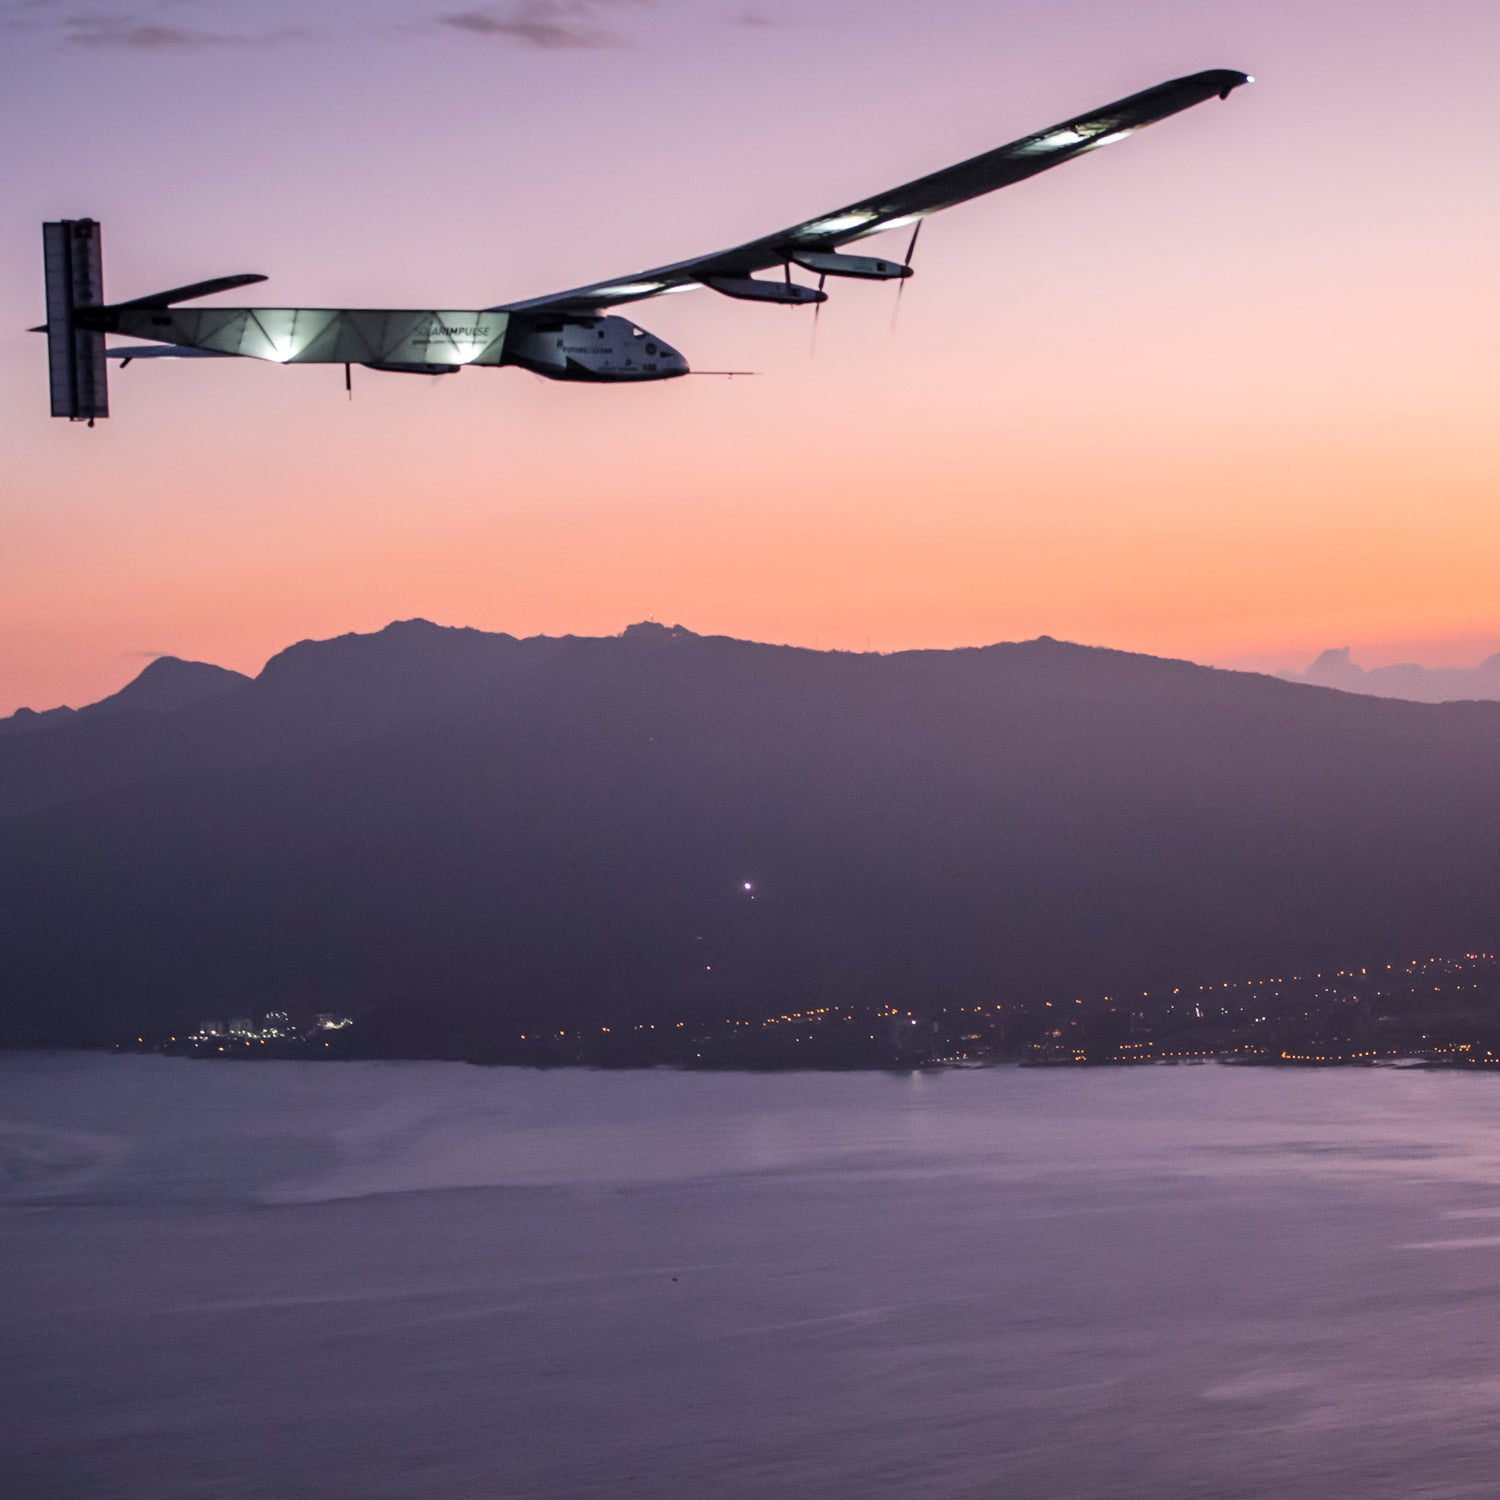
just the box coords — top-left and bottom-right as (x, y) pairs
(3, 1), (1498, 713)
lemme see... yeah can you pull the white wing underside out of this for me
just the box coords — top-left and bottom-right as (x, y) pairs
(488, 70), (1251, 317)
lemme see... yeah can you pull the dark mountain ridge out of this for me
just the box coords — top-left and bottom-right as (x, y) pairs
(3, 620), (1498, 1051)
(0, 655), (249, 741)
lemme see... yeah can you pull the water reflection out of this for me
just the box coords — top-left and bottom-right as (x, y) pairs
(5, 1057), (1500, 1499)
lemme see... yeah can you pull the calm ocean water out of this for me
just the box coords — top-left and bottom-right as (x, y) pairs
(6, 1054), (1500, 1499)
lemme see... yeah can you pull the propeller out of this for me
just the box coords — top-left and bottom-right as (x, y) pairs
(810, 272), (827, 357)
(890, 218), (924, 334)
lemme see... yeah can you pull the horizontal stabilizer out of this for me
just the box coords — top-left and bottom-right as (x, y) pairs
(115, 274), (267, 308)
(107, 343), (237, 364)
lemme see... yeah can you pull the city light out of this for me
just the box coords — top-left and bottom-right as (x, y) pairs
(117, 951), (1500, 1071)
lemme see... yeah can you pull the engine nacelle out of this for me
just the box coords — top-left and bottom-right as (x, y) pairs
(703, 276), (826, 305)
(364, 360), (459, 375)
(788, 250), (912, 281)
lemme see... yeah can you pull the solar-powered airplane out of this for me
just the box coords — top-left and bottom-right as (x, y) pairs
(39, 68), (1250, 423)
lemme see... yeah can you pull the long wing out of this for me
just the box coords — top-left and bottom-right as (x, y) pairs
(491, 69), (1251, 317)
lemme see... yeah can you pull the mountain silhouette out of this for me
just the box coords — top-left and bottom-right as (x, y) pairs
(2, 620), (1498, 1050)
(0, 655), (250, 740)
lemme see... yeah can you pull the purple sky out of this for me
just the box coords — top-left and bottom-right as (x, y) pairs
(3, 0), (1499, 712)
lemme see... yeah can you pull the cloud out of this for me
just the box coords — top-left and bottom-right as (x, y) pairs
(435, 0), (643, 50)
(2, 0), (65, 34)
(1279, 646), (1500, 704)
(726, 8), (774, 25)
(60, 15), (309, 49)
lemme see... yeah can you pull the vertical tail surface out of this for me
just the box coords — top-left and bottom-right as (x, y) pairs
(43, 218), (108, 422)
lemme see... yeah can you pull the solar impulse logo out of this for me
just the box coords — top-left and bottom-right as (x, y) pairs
(411, 322), (495, 344)
(431, 325), (491, 338)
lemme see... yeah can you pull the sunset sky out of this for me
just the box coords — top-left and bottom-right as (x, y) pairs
(3, 0), (1497, 714)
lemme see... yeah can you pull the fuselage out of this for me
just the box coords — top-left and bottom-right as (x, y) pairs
(503, 315), (689, 382)
(93, 304), (689, 383)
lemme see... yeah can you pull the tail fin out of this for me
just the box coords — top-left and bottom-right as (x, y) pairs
(42, 218), (108, 423)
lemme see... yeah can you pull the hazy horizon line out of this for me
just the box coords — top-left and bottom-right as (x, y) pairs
(9, 619), (1500, 718)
